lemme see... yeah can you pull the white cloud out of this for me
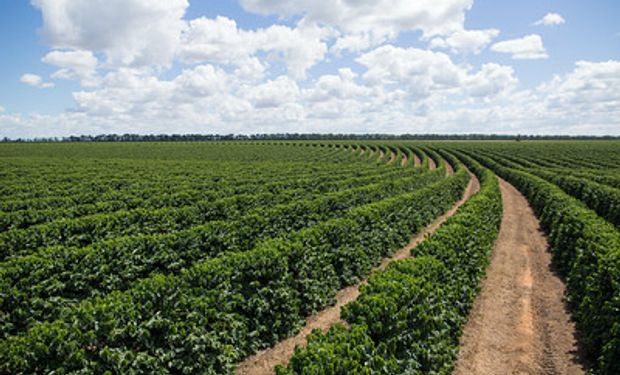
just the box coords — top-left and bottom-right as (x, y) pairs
(429, 28), (499, 54)
(535, 13), (565, 26)
(42, 50), (99, 86)
(35, 43), (520, 134)
(173, 65), (229, 99)
(539, 60), (620, 114)
(31, 0), (188, 67)
(240, 0), (474, 39)
(239, 76), (300, 108)
(465, 63), (518, 97)
(3, 61), (620, 138)
(355, 45), (518, 106)
(0, 105), (4, 113)
(241, 0), (500, 57)
(179, 16), (256, 64)
(491, 34), (548, 59)
(179, 16), (329, 79)
(233, 57), (266, 82)
(330, 33), (387, 55)
(20, 73), (54, 88)
(72, 68), (173, 116)
(42, 50), (97, 71)
(305, 68), (369, 102)
(357, 46), (463, 97)
(425, 60), (620, 134)
(5, 2), (617, 138)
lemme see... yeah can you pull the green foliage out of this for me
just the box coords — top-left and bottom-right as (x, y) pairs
(0, 170), (444, 337)
(473, 152), (620, 374)
(3, 140), (617, 374)
(533, 170), (620, 228)
(0, 143), (469, 374)
(279, 154), (502, 375)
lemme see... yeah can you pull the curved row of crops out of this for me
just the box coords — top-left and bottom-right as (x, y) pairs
(1, 140), (618, 374)
(0, 142), (467, 373)
(277, 152), (502, 374)
(448, 143), (620, 374)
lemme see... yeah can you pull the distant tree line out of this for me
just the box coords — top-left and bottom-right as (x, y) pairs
(2, 133), (619, 143)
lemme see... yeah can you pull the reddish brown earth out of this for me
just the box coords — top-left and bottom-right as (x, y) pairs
(235, 167), (479, 375)
(445, 159), (454, 176)
(453, 178), (586, 375)
(401, 153), (408, 167)
(377, 148), (384, 160)
(428, 155), (437, 170)
(413, 153), (421, 167)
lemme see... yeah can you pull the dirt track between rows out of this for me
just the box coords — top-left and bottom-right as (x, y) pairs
(453, 178), (586, 375)
(413, 153), (421, 167)
(236, 163), (478, 375)
(445, 159), (454, 176)
(388, 151), (396, 164)
(428, 155), (437, 170)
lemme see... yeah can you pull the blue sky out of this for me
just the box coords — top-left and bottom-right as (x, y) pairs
(0, 0), (619, 137)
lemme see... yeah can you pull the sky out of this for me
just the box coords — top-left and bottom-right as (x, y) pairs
(0, 0), (619, 138)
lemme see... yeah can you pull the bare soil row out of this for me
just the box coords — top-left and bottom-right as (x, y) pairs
(236, 154), (476, 374)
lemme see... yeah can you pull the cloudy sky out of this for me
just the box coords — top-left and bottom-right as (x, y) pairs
(1, 0), (619, 138)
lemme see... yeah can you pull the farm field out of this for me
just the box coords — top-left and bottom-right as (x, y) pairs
(0, 140), (618, 374)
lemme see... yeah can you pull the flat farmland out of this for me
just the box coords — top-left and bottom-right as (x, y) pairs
(0, 141), (618, 374)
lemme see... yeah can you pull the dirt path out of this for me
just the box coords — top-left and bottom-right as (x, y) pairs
(428, 155), (437, 170)
(445, 160), (454, 176)
(236, 169), (480, 375)
(453, 178), (586, 375)
(388, 151), (396, 164)
(413, 153), (421, 167)
(401, 153), (408, 167)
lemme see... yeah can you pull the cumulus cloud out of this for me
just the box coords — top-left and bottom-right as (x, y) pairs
(535, 13), (565, 26)
(0, 105), (5, 113)
(491, 34), (548, 59)
(31, 0), (189, 67)
(42, 50), (97, 71)
(303, 69), (389, 120)
(174, 65), (229, 99)
(179, 16), (329, 79)
(71, 68), (172, 116)
(305, 68), (369, 102)
(240, 0), (486, 56)
(465, 63), (518, 98)
(42, 50), (99, 86)
(20, 73), (54, 88)
(355, 45), (516, 101)
(233, 57), (266, 82)
(430, 60), (620, 134)
(539, 60), (620, 114)
(26, 43), (519, 134)
(7, 0), (616, 138)
(239, 0), (504, 57)
(430, 29), (500, 54)
(239, 76), (300, 108)
(239, 0), (473, 38)
(3, 61), (620, 137)
(330, 32), (388, 55)
(357, 46), (463, 98)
